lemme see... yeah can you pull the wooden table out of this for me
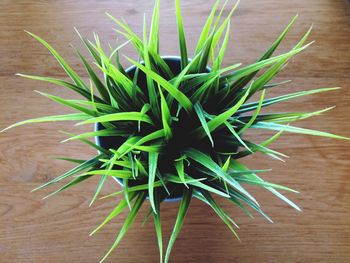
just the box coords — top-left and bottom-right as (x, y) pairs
(1, 0), (349, 262)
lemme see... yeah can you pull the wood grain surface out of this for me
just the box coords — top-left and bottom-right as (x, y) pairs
(0, 0), (349, 262)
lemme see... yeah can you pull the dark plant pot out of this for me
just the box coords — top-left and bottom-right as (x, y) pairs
(95, 56), (204, 202)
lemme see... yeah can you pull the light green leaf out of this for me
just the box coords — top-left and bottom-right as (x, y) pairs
(76, 112), (153, 125)
(231, 160), (301, 211)
(80, 169), (132, 178)
(224, 121), (252, 152)
(238, 89), (265, 134)
(61, 129), (126, 143)
(199, 85), (250, 136)
(90, 193), (137, 236)
(75, 50), (110, 102)
(238, 87), (340, 114)
(143, 15), (160, 117)
(197, 189), (240, 240)
(100, 181), (163, 199)
(16, 74), (104, 103)
(31, 155), (103, 192)
(35, 90), (97, 116)
(100, 192), (146, 262)
(175, 0), (188, 69)
(149, 152), (159, 214)
(164, 188), (192, 263)
(158, 85), (172, 139)
(153, 190), (163, 263)
(26, 31), (88, 90)
(126, 57), (193, 112)
(185, 148), (258, 206)
(59, 131), (109, 155)
(194, 103), (214, 147)
(252, 122), (350, 140)
(42, 174), (93, 200)
(195, 0), (220, 53)
(169, 175), (230, 198)
(1, 113), (89, 133)
(149, 0), (160, 53)
(175, 158), (187, 187)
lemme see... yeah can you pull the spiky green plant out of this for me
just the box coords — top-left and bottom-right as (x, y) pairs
(2, 0), (349, 262)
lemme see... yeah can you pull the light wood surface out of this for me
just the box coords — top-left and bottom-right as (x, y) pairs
(1, 0), (349, 262)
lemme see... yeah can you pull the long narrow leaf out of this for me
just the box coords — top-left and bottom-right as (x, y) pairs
(164, 188), (192, 263)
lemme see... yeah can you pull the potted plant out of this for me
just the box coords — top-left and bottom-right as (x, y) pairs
(2, 0), (349, 262)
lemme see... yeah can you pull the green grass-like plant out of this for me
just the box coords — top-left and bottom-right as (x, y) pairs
(2, 0), (349, 262)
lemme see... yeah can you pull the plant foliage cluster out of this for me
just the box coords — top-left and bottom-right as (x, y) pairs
(3, 0), (349, 262)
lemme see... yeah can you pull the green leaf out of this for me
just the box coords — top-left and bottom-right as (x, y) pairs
(69, 100), (116, 114)
(149, 0), (160, 53)
(158, 85), (172, 139)
(236, 177), (298, 193)
(1, 113), (89, 133)
(195, 0), (220, 53)
(35, 90), (97, 116)
(197, 189), (240, 240)
(175, 158), (187, 187)
(31, 155), (103, 192)
(210, 180), (273, 223)
(107, 13), (174, 79)
(100, 192), (146, 262)
(224, 121), (252, 152)
(199, 85), (250, 136)
(251, 107), (334, 124)
(238, 89), (265, 134)
(153, 190), (163, 263)
(42, 174), (93, 200)
(25, 31), (88, 90)
(123, 178), (131, 209)
(168, 175), (230, 198)
(126, 57), (193, 112)
(210, 1), (239, 63)
(164, 187), (192, 263)
(234, 131), (287, 161)
(245, 26), (313, 100)
(60, 131), (109, 155)
(100, 181), (163, 199)
(74, 27), (102, 65)
(213, 21), (230, 70)
(252, 122), (350, 140)
(227, 14), (298, 93)
(90, 192), (138, 236)
(116, 129), (164, 158)
(143, 15), (160, 117)
(222, 43), (312, 86)
(245, 141), (287, 162)
(90, 175), (108, 206)
(238, 87), (340, 114)
(75, 50), (110, 102)
(175, 0), (188, 69)
(194, 103), (214, 147)
(261, 15), (299, 60)
(88, 151), (119, 207)
(222, 155), (231, 172)
(185, 148), (258, 205)
(231, 160), (301, 211)
(190, 73), (219, 102)
(61, 129), (126, 143)
(80, 169), (132, 178)
(16, 74), (105, 103)
(76, 112), (153, 125)
(53, 157), (85, 164)
(148, 152), (159, 214)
